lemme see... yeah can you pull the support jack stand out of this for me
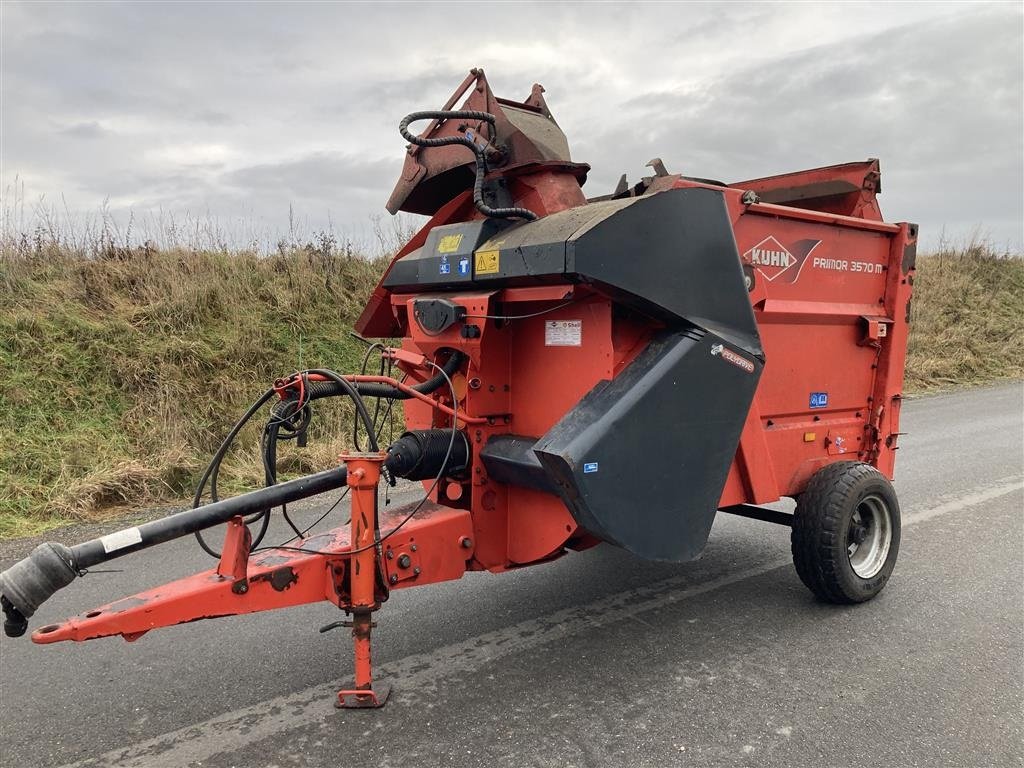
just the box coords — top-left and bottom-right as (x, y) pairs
(336, 683), (391, 709)
(335, 453), (391, 709)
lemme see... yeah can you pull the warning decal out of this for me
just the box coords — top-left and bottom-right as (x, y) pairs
(545, 319), (582, 346)
(475, 249), (500, 275)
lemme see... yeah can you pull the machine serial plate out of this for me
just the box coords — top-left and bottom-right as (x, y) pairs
(545, 320), (582, 346)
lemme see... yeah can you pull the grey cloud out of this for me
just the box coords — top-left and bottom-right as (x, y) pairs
(2, 1), (1021, 250)
(223, 153), (401, 199)
(193, 110), (234, 127)
(59, 121), (109, 139)
(575, 8), (1023, 245)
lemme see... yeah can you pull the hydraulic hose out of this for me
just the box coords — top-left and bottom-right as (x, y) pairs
(270, 350), (468, 421)
(194, 366), (382, 558)
(399, 110), (538, 221)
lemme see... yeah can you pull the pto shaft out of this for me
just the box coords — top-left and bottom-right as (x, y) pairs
(0, 427), (470, 638)
(0, 466), (350, 636)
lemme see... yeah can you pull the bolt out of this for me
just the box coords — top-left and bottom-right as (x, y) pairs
(386, 550), (394, 560)
(234, 582), (248, 595)
(389, 574), (399, 584)
(460, 536), (473, 549)
(397, 554), (411, 569)
(413, 567), (421, 576)
(410, 544), (418, 552)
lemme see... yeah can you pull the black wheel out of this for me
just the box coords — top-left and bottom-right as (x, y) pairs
(791, 461), (901, 604)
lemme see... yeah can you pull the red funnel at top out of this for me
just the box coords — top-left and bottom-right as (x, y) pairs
(386, 68), (589, 216)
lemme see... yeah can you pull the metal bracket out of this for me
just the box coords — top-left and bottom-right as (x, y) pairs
(719, 504), (793, 527)
(216, 516), (252, 594)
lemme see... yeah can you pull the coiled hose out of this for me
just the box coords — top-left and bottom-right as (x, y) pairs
(192, 365), (389, 558)
(399, 110), (538, 221)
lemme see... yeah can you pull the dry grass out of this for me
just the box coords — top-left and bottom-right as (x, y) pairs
(0, 219), (1020, 538)
(906, 244), (1024, 390)
(0, 233), (399, 537)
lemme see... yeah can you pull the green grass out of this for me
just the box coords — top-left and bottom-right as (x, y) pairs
(0, 239), (1020, 538)
(0, 242), (390, 537)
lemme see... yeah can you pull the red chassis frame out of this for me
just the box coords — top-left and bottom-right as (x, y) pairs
(31, 157), (916, 705)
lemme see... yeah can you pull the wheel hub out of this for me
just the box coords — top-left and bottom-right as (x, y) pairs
(850, 524), (868, 545)
(846, 494), (893, 579)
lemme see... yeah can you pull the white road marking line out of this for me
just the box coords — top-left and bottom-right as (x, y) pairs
(61, 476), (1024, 768)
(902, 476), (1022, 525)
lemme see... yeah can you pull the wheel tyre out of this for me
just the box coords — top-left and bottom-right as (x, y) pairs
(791, 461), (901, 604)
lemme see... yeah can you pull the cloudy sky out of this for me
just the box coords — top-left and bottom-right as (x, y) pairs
(2, 1), (1022, 251)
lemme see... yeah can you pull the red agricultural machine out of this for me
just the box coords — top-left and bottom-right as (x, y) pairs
(1, 70), (916, 708)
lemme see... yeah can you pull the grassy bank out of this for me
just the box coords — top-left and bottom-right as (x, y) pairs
(1, 241), (1021, 537)
(0, 241), (389, 537)
(906, 245), (1024, 391)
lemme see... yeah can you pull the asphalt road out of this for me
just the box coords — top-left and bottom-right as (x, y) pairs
(1, 383), (1021, 768)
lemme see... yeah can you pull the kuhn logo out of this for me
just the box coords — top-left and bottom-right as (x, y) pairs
(743, 236), (821, 284)
(710, 343), (755, 374)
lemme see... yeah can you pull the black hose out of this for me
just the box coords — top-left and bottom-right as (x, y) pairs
(192, 387), (277, 556)
(301, 369), (379, 453)
(399, 110), (538, 221)
(193, 367), (380, 558)
(270, 350), (467, 422)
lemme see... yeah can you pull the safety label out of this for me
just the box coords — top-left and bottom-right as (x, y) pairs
(475, 249), (500, 275)
(545, 319), (582, 346)
(583, 462), (599, 474)
(809, 392), (829, 409)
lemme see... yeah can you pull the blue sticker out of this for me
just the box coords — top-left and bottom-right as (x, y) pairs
(458, 257), (470, 276)
(809, 392), (828, 409)
(439, 255), (451, 275)
(583, 462), (599, 474)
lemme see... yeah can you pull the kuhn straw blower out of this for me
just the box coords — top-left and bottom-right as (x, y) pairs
(1, 70), (916, 707)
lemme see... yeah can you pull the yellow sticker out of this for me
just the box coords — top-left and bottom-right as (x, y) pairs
(475, 249), (500, 275)
(437, 233), (464, 254)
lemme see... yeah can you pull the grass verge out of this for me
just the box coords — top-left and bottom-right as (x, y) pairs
(0, 242), (390, 537)
(906, 245), (1023, 391)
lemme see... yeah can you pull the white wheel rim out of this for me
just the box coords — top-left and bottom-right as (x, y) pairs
(846, 493), (893, 579)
